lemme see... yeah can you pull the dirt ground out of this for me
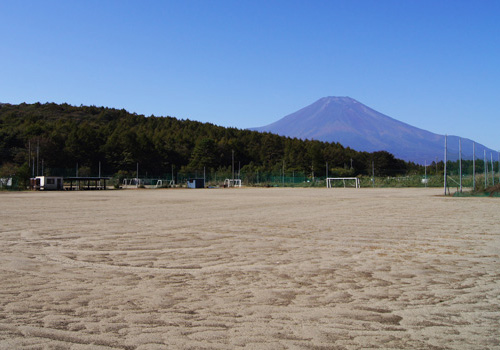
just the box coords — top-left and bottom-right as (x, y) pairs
(0, 187), (499, 350)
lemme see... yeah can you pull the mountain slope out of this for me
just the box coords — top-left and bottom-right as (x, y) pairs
(252, 97), (494, 163)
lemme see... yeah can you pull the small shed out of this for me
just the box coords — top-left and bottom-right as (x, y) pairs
(31, 176), (64, 190)
(187, 178), (205, 189)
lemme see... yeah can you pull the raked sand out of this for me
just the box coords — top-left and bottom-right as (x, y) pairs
(0, 187), (499, 349)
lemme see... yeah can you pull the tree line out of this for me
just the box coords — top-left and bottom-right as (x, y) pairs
(1, 102), (423, 182)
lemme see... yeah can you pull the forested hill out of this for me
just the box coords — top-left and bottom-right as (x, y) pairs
(0, 102), (415, 178)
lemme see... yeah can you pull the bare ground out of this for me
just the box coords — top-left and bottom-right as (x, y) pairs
(0, 187), (499, 349)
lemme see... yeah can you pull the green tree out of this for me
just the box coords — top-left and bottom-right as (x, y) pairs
(0, 102), (421, 179)
(188, 138), (218, 170)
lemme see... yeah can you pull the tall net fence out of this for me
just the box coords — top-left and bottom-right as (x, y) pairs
(0, 177), (19, 191)
(445, 143), (500, 194)
(18, 165), (500, 190)
(12, 149), (500, 191)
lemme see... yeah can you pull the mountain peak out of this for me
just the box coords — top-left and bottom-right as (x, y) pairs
(252, 97), (494, 163)
(320, 96), (357, 103)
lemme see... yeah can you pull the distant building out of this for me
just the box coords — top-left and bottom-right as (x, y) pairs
(31, 176), (63, 190)
(187, 178), (205, 189)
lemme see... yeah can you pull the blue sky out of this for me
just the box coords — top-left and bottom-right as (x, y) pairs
(2, 0), (499, 150)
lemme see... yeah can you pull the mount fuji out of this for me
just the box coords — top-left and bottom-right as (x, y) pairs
(252, 97), (494, 164)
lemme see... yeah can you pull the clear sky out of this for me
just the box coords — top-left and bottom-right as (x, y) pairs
(1, 0), (499, 150)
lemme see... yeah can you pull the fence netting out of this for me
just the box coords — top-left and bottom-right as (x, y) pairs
(6, 153), (499, 192)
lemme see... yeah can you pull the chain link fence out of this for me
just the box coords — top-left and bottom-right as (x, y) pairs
(10, 157), (499, 192)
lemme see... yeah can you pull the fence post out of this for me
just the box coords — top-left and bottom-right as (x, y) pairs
(459, 138), (462, 193)
(444, 135), (447, 195)
(473, 142), (476, 191)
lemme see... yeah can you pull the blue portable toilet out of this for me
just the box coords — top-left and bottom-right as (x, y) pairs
(187, 178), (205, 189)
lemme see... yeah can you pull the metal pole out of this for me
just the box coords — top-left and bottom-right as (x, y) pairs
(232, 150), (234, 180)
(459, 138), (462, 193)
(282, 160), (285, 186)
(473, 142), (476, 191)
(491, 153), (494, 186)
(425, 160), (427, 188)
(36, 140), (39, 177)
(484, 150), (487, 188)
(444, 135), (447, 195)
(372, 160), (375, 188)
(136, 162), (139, 188)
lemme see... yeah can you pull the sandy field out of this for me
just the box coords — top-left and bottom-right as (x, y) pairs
(0, 187), (499, 350)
